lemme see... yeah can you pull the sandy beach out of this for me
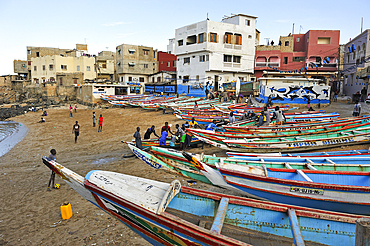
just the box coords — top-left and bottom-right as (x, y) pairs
(1, 101), (370, 245)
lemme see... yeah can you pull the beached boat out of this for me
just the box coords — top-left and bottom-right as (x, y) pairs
(42, 156), (367, 246)
(226, 148), (370, 158)
(130, 136), (202, 148)
(187, 154), (370, 215)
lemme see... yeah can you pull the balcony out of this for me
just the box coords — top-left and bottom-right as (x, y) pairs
(256, 62), (267, 67)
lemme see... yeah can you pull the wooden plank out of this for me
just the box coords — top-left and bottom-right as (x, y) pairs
(261, 164), (268, 177)
(285, 163), (293, 169)
(325, 159), (336, 165)
(287, 208), (306, 246)
(306, 164), (317, 170)
(296, 170), (313, 182)
(210, 197), (229, 234)
(306, 159), (314, 164)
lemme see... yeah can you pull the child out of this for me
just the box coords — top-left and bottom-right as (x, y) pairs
(92, 112), (96, 127)
(47, 149), (57, 191)
(159, 129), (168, 146)
(98, 114), (103, 132)
(170, 135), (177, 147)
(353, 101), (361, 116)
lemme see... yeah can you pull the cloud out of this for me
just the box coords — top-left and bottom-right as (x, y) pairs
(275, 20), (290, 23)
(101, 22), (131, 27)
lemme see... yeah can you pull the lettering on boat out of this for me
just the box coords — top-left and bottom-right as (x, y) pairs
(290, 187), (324, 195)
(287, 141), (318, 147)
(321, 137), (354, 145)
(132, 148), (161, 169)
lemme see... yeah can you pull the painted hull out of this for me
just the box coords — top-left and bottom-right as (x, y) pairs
(42, 156), (368, 246)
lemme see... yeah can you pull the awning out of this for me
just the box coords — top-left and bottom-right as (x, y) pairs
(128, 62), (135, 66)
(128, 49), (136, 52)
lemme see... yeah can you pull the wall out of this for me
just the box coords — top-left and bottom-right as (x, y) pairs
(158, 51), (176, 72)
(258, 78), (330, 104)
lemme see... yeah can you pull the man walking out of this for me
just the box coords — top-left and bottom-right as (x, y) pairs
(72, 121), (80, 143)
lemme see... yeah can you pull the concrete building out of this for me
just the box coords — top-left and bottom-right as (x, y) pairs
(95, 51), (116, 82)
(255, 30), (340, 84)
(13, 60), (29, 80)
(169, 14), (257, 96)
(115, 44), (157, 84)
(342, 29), (370, 97)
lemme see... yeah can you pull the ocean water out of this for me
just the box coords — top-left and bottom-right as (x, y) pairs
(0, 121), (28, 157)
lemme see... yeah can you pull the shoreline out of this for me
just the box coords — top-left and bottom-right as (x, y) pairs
(0, 121), (28, 157)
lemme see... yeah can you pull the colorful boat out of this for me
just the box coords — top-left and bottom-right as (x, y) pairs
(130, 137), (202, 148)
(42, 156), (368, 246)
(185, 153), (370, 215)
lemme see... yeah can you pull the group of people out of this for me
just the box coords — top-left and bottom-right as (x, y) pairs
(133, 118), (202, 151)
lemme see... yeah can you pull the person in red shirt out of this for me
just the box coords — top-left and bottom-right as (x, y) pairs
(98, 114), (103, 132)
(161, 122), (174, 135)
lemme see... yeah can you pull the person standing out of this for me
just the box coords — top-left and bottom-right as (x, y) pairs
(74, 104), (77, 112)
(144, 125), (159, 139)
(133, 127), (143, 149)
(47, 149), (57, 191)
(161, 122), (174, 135)
(69, 108), (73, 118)
(307, 97), (311, 110)
(228, 112), (236, 124)
(92, 112), (96, 127)
(159, 129), (168, 146)
(272, 106), (285, 125)
(353, 101), (361, 116)
(72, 121), (80, 143)
(98, 114), (103, 132)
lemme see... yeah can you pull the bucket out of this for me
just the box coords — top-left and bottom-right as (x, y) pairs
(60, 202), (73, 220)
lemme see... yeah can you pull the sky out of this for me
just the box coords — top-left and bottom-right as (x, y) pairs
(0, 0), (369, 76)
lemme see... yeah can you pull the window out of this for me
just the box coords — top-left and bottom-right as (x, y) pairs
(128, 49), (135, 54)
(245, 19), (250, 26)
(36, 52), (40, 57)
(183, 76), (189, 83)
(161, 61), (163, 64)
(283, 57), (288, 64)
(139, 77), (144, 82)
(128, 62), (135, 67)
(292, 57), (306, 62)
(73, 79), (77, 84)
(224, 55), (232, 62)
(87, 66), (91, 71)
(144, 64), (148, 68)
(248, 35), (252, 39)
(199, 55), (205, 62)
(206, 55), (209, 61)
(285, 41), (289, 46)
(224, 32), (232, 44)
(34, 66), (37, 71)
(49, 64), (53, 71)
(296, 37), (300, 42)
(178, 40), (183, 46)
(186, 35), (197, 45)
(143, 49), (149, 55)
(77, 65), (80, 71)
(102, 63), (106, 68)
(317, 37), (331, 44)
(184, 57), (190, 64)
(167, 62), (170, 67)
(61, 65), (67, 70)
(196, 75), (199, 81)
(27, 50), (31, 55)
(235, 34), (242, 45)
(198, 33), (205, 43)
(210, 33), (217, 43)
(128, 77), (132, 81)
(157, 77), (161, 83)
(60, 78), (63, 86)
(347, 54), (350, 63)
(42, 65), (45, 71)
(233, 55), (241, 63)
(173, 60), (176, 67)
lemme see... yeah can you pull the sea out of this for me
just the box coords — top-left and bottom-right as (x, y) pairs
(0, 121), (28, 157)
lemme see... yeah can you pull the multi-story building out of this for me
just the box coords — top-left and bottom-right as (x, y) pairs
(254, 30), (340, 83)
(342, 29), (370, 96)
(13, 60), (29, 80)
(95, 51), (116, 82)
(115, 44), (157, 84)
(169, 14), (257, 95)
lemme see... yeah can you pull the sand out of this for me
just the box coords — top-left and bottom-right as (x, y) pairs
(0, 101), (370, 245)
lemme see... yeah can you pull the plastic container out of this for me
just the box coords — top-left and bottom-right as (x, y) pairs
(60, 203), (73, 220)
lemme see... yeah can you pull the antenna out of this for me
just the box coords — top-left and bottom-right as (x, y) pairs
(292, 23), (295, 34)
(207, 12), (209, 20)
(299, 25), (303, 34)
(361, 17), (363, 33)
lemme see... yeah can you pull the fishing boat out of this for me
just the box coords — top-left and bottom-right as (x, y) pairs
(227, 148), (370, 158)
(130, 136), (202, 148)
(186, 154), (370, 215)
(42, 156), (367, 246)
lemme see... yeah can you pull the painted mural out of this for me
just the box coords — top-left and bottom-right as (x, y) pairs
(258, 83), (330, 104)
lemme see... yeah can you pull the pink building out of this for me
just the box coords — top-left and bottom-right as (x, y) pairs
(255, 30), (340, 81)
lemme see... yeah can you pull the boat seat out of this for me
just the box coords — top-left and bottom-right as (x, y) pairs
(325, 159), (336, 165)
(210, 197), (230, 234)
(287, 208), (305, 246)
(284, 163), (293, 169)
(306, 164), (317, 170)
(296, 170), (313, 182)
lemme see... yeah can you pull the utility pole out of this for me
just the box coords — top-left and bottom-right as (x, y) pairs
(292, 23), (295, 34)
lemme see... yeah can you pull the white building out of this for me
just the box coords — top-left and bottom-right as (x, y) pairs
(168, 14), (257, 94)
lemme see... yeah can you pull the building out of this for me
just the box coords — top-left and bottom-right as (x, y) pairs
(255, 30), (340, 84)
(115, 44), (157, 84)
(13, 60), (29, 80)
(342, 29), (370, 97)
(95, 51), (116, 82)
(257, 77), (330, 105)
(169, 14), (257, 96)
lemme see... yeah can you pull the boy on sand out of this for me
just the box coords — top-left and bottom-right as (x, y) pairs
(98, 114), (103, 132)
(47, 149), (57, 191)
(92, 112), (96, 127)
(72, 121), (80, 143)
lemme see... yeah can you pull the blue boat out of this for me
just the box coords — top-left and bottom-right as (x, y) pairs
(43, 156), (365, 246)
(186, 153), (370, 215)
